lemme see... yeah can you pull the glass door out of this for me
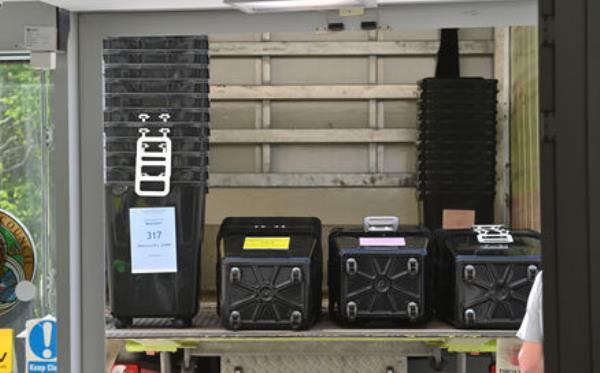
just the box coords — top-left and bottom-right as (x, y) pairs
(0, 59), (55, 372)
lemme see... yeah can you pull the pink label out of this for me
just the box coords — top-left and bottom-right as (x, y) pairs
(359, 237), (406, 247)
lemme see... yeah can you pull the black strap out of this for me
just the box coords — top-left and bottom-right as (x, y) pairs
(435, 28), (460, 79)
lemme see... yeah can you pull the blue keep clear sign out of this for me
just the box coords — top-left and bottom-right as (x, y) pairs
(26, 318), (57, 373)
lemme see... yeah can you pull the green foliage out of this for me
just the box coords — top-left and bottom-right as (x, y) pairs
(0, 63), (45, 239)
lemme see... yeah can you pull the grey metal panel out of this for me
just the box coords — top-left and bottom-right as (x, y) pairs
(270, 144), (370, 173)
(221, 355), (407, 373)
(211, 58), (257, 85)
(270, 31), (370, 42)
(270, 57), (369, 84)
(383, 101), (418, 129)
(105, 305), (516, 339)
(540, 0), (596, 370)
(212, 145), (259, 173)
(0, 2), (56, 51)
(380, 57), (437, 84)
(383, 144), (417, 173)
(270, 101), (369, 129)
(211, 102), (258, 129)
(55, 12), (82, 373)
(459, 56), (495, 78)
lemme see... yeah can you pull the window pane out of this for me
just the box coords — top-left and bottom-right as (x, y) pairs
(0, 62), (55, 371)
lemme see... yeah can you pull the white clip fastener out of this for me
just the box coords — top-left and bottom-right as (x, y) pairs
(473, 225), (514, 244)
(134, 117), (172, 197)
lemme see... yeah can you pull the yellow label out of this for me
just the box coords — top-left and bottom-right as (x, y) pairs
(243, 237), (290, 250)
(0, 329), (13, 373)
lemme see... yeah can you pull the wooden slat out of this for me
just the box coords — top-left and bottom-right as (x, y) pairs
(210, 129), (417, 144)
(210, 41), (494, 56)
(209, 173), (416, 187)
(211, 84), (418, 100)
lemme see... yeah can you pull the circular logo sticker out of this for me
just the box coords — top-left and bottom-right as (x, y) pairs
(0, 209), (36, 316)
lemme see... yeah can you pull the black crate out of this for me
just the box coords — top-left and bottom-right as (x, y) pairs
(433, 227), (541, 329)
(418, 101), (497, 112)
(106, 95), (210, 109)
(419, 111), (497, 122)
(418, 149), (496, 162)
(106, 153), (209, 168)
(105, 79), (210, 94)
(328, 219), (432, 326)
(419, 118), (497, 130)
(104, 138), (210, 153)
(421, 192), (495, 230)
(103, 51), (209, 65)
(419, 77), (498, 91)
(105, 168), (209, 184)
(104, 124), (210, 138)
(418, 131), (497, 143)
(103, 36), (209, 50)
(106, 183), (208, 327)
(105, 66), (210, 80)
(217, 217), (323, 330)
(418, 159), (496, 171)
(104, 109), (210, 123)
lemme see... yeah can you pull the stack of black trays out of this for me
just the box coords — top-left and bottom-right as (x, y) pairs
(434, 225), (541, 329)
(417, 78), (498, 230)
(328, 217), (432, 326)
(217, 217), (322, 330)
(103, 36), (210, 328)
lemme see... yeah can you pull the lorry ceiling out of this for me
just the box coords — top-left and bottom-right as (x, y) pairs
(2, 0), (531, 12)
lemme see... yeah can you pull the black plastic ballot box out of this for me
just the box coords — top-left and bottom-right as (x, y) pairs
(328, 217), (432, 325)
(434, 225), (541, 329)
(217, 217), (323, 330)
(104, 36), (209, 328)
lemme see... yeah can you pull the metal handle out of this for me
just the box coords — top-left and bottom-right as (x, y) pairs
(473, 225), (514, 244)
(363, 216), (399, 232)
(134, 126), (172, 197)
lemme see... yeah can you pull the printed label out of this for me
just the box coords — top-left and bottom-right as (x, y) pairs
(359, 237), (406, 247)
(0, 329), (13, 372)
(243, 237), (291, 250)
(26, 318), (57, 373)
(129, 207), (178, 274)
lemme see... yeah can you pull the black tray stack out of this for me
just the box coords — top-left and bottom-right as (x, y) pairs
(103, 36), (210, 328)
(417, 78), (498, 230)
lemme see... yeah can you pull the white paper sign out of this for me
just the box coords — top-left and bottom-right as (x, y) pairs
(129, 207), (177, 274)
(25, 317), (57, 373)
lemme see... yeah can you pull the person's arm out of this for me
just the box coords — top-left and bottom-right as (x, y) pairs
(517, 272), (544, 373)
(519, 341), (544, 373)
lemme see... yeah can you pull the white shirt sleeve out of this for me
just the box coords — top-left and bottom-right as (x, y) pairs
(517, 271), (543, 343)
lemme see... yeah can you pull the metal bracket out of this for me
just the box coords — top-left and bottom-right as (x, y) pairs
(527, 265), (539, 281)
(407, 302), (419, 320)
(230, 267), (241, 283)
(464, 309), (476, 325)
(291, 267), (302, 283)
(346, 258), (358, 275)
(473, 225), (513, 244)
(463, 265), (476, 282)
(346, 301), (358, 321)
(407, 258), (419, 275)
(364, 216), (399, 232)
(134, 113), (172, 197)
(290, 311), (302, 329)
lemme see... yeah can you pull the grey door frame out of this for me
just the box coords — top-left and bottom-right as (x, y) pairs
(64, 2), (536, 372)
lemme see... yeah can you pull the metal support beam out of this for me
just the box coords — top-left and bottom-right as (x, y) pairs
(456, 352), (467, 373)
(211, 84), (418, 100)
(210, 40), (494, 56)
(209, 129), (417, 144)
(209, 173), (416, 188)
(160, 352), (172, 373)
